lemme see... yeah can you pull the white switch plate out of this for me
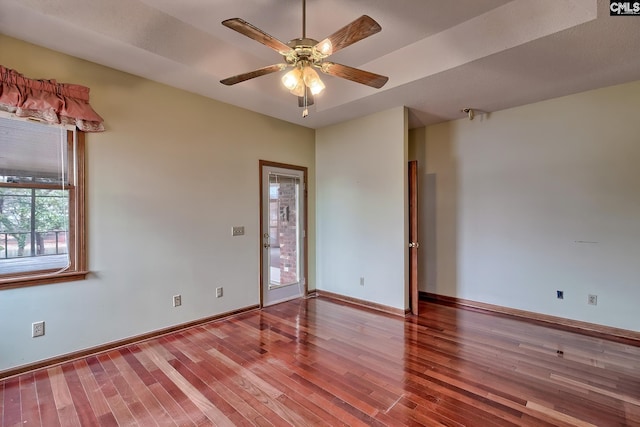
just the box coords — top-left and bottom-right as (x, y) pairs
(32, 321), (45, 338)
(216, 287), (223, 298)
(173, 295), (182, 307)
(232, 226), (245, 236)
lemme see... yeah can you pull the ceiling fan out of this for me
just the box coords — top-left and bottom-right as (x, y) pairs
(220, 0), (389, 117)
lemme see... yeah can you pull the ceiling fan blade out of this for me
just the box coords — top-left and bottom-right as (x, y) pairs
(314, 15), (382, 56)
(222, 18), (292, 54)
(320, 62), (388, 89)
(220, 64), (287, 86)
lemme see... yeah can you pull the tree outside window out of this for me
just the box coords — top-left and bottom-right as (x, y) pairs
(0, 188), (68, 257)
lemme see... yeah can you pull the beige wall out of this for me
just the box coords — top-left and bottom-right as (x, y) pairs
(410, 80), (640, 332)
(0, 35), (315, 372)
(316, 107), (408, 310)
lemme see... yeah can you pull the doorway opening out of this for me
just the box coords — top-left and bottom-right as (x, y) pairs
(259, 161), (308, 307)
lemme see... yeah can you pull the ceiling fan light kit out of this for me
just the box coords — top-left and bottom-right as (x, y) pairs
(220, 0), (388, 117)
(282, 68), (302, 91)
(302, 66), (325, 95)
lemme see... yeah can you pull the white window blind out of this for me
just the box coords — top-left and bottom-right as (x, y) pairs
(0, 117), (68, 184)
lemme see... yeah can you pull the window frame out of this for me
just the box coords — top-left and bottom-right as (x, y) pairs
(0, 126), (87, 290)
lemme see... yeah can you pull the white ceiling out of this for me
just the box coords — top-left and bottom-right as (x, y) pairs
(1, 0), (639, 129)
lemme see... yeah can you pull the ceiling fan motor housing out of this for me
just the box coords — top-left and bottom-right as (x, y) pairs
(285, 38), (328, 66)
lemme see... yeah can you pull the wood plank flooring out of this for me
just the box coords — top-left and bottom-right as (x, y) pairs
(1, 298), (639, 426)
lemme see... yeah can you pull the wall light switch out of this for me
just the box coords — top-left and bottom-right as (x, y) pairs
(32, 321), (45, 338)
(173, 295), (182, 307)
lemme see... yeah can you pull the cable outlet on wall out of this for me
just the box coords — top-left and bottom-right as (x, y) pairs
(216, 287), (223, 298)
(32, 321), (45, 338)
(588, 294), (598, 306)
(360, 277), (365, 286)
(173, 294), (182, 307)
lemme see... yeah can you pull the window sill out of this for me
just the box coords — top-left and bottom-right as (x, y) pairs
(0, 271), (89, 290)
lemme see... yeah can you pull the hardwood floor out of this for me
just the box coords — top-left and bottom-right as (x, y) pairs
(1, 298), (639, 426)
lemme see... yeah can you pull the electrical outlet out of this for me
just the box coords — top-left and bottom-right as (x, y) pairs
(216, 287), (223, 298)
(32, 321), (45, 338)
(556, 290), (564, 300)
(232, 226), (245, 236)
(360, 277), (365, 286)
(588, 294), (597, 306)
(173, 295), (182, 307)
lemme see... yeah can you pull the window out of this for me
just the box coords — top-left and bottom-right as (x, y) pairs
(0, 116), (87, 289)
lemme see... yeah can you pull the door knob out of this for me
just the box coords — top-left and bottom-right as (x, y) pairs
(409, 242), (420, 248)
(264, 243), (271, 248)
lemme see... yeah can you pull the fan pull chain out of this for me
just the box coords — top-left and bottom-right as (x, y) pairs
(302, 88), (309, 117)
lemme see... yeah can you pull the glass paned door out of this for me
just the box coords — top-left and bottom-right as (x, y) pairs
(261, 165), (305, 306)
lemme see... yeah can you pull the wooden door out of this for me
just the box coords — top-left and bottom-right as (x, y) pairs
(409, 160), (419, 315)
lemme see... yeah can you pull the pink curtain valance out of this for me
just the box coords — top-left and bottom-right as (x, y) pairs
(0, 65), (104, 132)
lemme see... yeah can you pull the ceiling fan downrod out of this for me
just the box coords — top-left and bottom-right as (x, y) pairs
(302, 0), (306, 39)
